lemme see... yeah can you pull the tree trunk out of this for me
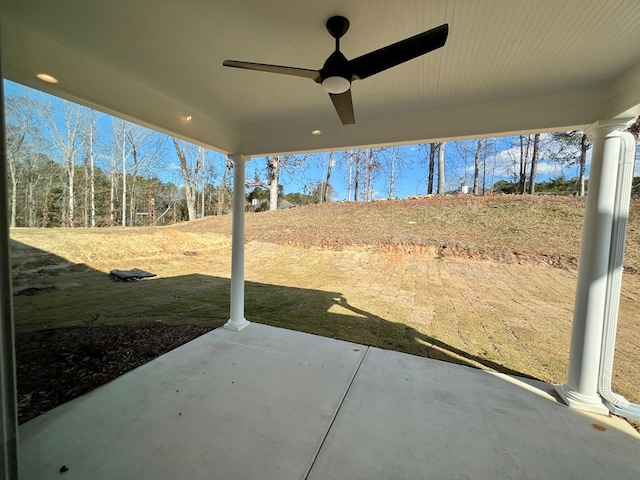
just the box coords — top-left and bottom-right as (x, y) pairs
(42, 100), (84, 227)
(89, 118), (96, 227)
(473, 139), (482, 195)
(427, 143), (436, 195)
(527, 134), (540, 194)
(483, 140), (489, 195)
(437, 142), (445, 195)
(217, 160), (231, 215)
(347, 151), (353, 201)
(364, 149), (372, 201)
(9, 157), (17, 228)
(27, 179), (38, 228)
(518, 135), (525, 194)
(110, 160), (116, 226)
(5, 102), (28, 227)
(121, 128), (127, 227)
(354, 152), (360, 201)
(388, 148), (396, 198)
(128, 139), (140, 227)
(201, 151), (206, 218)
(172, 138), (197, 220)
(322, 151), (334, 203)
(579, 133), (587, 196)
(198, 148), (207, 218)
(84, 163), (89, 227)
(129, 175), (137, 226)
(267, 156), (280, 211)
(518, 135), (531, 194)
(67, 153), (75, 227)
(42, 173), (54, 227)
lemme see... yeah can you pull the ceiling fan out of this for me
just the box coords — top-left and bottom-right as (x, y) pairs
(223, 16), (449, 125)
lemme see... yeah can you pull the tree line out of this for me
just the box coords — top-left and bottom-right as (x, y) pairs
(5, 93), (237, 228)
(6, 84), (639, 227)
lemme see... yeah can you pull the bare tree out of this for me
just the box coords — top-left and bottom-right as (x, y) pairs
(247, 156), (280, 210)
(154, 182), (181, 224)
(41, 98), (85, 226)
(171, 138), (204, 221)
(346, 151), (354, 201)
(321, 151), (335, 203)
(217, 159), (233, 215)
(473, 139), (483, 195)
(84, 111), (97, 227)
(110, 119), (165, 226)
(527, 133), (541, 194)
(248, 155), (309, 209)
(517, 135), (531, 194)
(349, 150), (360, 202)
(201, 151), (206, 218)
(578, 133), (588, 196)
(426, 143), (436, 195)
(384, 146), (405, 199)
(126, 126), (163, 225)
(4, 96), (36, 227)
(346, 150), (364, 202)
(22, 149), (44, 227)
(437, 142), (446, 195)
(362, 148), (381, 201)
(112, 119), (129, 226)
(266, 156), (280, 210)
(109, 150), (118, 226)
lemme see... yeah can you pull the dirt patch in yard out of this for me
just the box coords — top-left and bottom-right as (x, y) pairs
(16, 322), (214, 424)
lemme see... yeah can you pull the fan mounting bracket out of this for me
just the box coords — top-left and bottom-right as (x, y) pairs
(326, 16), (350, 39)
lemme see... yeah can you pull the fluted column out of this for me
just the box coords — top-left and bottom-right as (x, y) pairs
(556, 118), (634, 413)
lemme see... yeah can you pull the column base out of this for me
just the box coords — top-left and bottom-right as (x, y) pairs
(224, 318), (250, 331)
(555, 384), (609, 415)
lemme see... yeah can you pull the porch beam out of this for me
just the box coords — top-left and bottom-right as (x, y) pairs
(556, 118), (635, 414)
(224, 154), (251, 331)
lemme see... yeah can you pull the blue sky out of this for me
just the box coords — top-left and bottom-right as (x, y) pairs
(5, 79), (637, 201)
(256, 138), (590, 201)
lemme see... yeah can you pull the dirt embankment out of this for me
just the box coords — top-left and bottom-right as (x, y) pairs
(176, 195), (640, 273)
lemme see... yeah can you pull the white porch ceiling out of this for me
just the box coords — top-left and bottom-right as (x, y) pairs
(2, 0), (640, 156)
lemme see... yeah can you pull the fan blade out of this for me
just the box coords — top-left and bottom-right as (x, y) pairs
(329, 90), (355, 125)
(223, 60), (321, 82)
(349, 24), (448, 80)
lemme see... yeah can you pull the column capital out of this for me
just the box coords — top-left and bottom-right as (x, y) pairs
(227, 153), (250, 165)
(585, 118), (636, 141)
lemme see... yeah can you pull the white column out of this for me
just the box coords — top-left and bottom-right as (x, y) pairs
(556, 118), (634, 414)
(224, 154), (250, 331)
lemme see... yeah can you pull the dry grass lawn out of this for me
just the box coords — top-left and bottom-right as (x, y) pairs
(10, 195), (640, 411)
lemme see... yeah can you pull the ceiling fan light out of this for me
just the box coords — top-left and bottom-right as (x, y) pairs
(322, 76), (350, 94)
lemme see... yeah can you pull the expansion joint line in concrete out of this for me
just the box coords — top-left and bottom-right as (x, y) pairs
(303, 345), (370, 479)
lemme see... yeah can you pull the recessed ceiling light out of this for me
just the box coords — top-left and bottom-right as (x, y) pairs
(185, 115), (192, 122)
(37, 73), (58, 84)
(311, 129), (322, 136)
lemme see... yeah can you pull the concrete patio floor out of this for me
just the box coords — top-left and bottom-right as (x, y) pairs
(19, 323), (640, 480)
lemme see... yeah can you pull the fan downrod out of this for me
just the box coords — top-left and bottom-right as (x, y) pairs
(326, 16), (350, 39)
